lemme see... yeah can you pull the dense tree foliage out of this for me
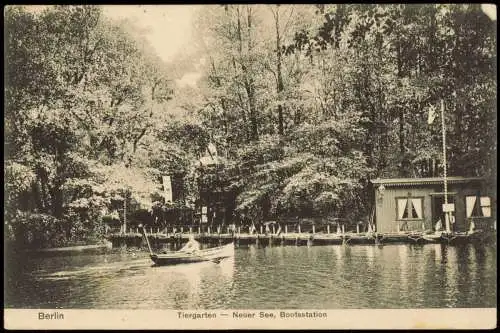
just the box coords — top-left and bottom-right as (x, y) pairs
(5, 5), (175, 247)
(4, 5), (496, 248)
(192, 4), (496, 223)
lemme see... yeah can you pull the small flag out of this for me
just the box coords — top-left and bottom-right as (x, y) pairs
(427, 105), (437, 124)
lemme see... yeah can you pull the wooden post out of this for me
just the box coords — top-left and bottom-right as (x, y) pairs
(272, 224), (276, 235)
(298, 224), (301, 234)
(142, 226), (153, 256)
(208, 226), (211, 234)
(285, 225), (288, 234)
(337, 224), (340, 234)
(397, 222), (400, 233)
(356, 224), (360, 234)
(123, 194), (127, 234)
(312, 224), (315, 234)
(189, 227), (193, 234)
(327, 225), (330, 234)
(441, 99), (451, 234)
(181, 227), (184, 233)
(259, 225), (263, 234)
(342, 224), (345, 234)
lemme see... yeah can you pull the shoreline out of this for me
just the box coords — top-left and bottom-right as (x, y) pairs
(107, 229), (497, 249)
(6, 230), (496, 255)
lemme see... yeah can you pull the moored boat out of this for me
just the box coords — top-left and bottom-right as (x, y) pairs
(421, 231), (444, 243)
(440, 230), (487, 244)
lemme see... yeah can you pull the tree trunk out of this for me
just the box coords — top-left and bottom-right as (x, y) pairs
(235, 6), (259, 142)
(50, 186), (63, 219)
(396, 42), (408, 177)
(246, 7), (259, 141)
(31, 182), (43, 212)
(123, 192), (127, 234)
(38, 176), (49, 213)
(275, 6), (285, 136)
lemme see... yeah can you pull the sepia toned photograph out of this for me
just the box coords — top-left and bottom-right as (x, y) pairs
(4, 3), (497, 329)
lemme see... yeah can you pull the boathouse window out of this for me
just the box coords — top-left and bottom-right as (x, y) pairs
(396, 197), (423, 220)
(466, 195), (491, 218)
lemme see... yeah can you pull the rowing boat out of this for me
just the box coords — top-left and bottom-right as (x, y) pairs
(139, 224), (234, 266)
(150, 242), (235, 266)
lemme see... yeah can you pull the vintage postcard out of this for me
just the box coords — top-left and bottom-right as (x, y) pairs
(4, 4), (497, 330)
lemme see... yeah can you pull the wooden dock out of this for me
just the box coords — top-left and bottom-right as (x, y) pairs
(106, 229), (495, 249)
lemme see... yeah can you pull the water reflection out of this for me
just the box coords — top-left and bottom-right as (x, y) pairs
(333, 245), (342, 261)
(398, 245), (409, 293)
(432, 243), (441, 263)
(444, 247), (459, 307)
(469, 245), (478, 290)
(440, 244), (448, 264)
(365, 245), (375, 266)
(5, 244), (497, 309)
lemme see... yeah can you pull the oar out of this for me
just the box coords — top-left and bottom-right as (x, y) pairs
(139, 224), (154, 256)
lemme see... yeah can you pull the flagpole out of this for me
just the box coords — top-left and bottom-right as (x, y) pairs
(441, 99), (451, 233)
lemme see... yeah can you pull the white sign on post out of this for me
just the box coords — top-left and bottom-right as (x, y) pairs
(162, 176), (172, 202)
(442, 203), (455, 212)
(201, 206), (208, 223)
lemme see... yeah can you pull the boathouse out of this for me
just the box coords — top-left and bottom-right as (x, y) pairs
(371, 177), (496, 233)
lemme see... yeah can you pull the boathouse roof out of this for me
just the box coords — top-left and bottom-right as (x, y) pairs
(370, 176), (486, 187)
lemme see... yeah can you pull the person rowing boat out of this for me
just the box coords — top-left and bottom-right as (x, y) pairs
(179, 234), (200, 254)
(140, 225), (234, 265)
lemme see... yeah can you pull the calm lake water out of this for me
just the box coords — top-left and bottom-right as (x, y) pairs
(5, 243), (497, 309)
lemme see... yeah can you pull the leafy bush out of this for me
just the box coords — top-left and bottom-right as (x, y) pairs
(8, 211), (66, 248)
(63, 195), (108, 243)
(4, 162), (36, 218)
